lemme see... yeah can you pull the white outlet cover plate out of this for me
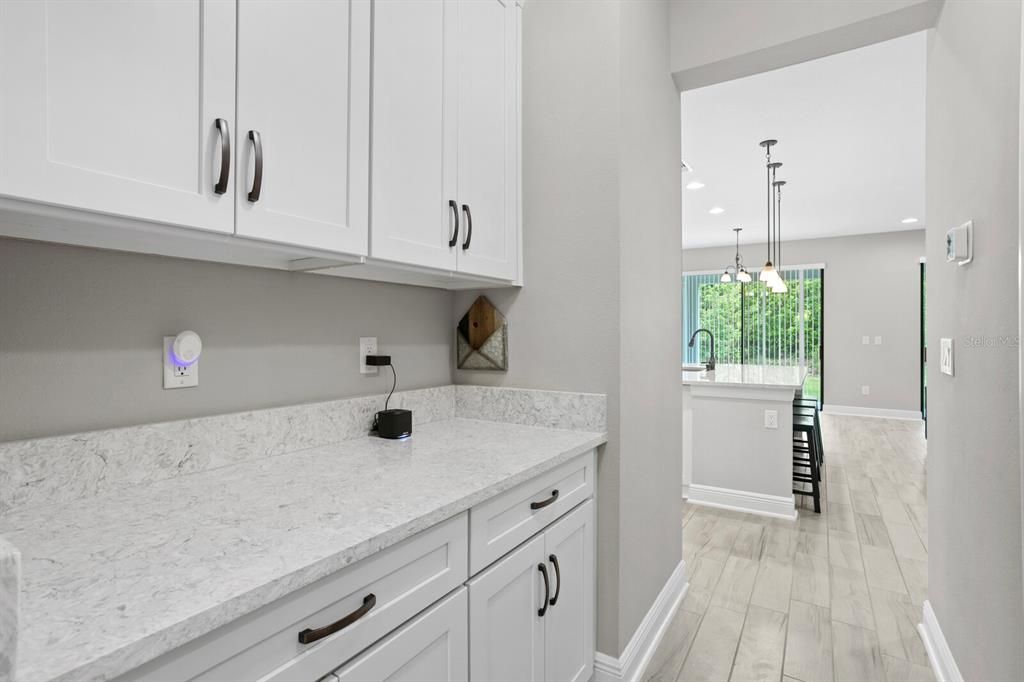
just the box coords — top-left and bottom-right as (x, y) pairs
(764, 410), (778, 429)
(940, 337), (954, 376)
(163, 336), (199, 389)
(862, 336), (870, 345)
(360, 337), (379, 375)
(874, 336), (883, 345)
(862, 385), (870, 395)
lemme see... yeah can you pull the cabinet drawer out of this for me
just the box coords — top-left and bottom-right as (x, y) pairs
(333, 587), (468, 682)
(123, 513), (468, 682)
(469, 451), (595, 574)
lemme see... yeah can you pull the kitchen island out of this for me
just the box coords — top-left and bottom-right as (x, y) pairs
(682, 364), (807, 519)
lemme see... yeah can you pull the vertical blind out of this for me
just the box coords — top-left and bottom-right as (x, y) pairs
(683, 267), (823, 400)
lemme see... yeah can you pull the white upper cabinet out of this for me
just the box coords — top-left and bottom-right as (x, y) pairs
(370, 0), (458, 271)
(235, 0), (370, 254)
(0, 0), (236, 233)
(371, 0), (520, 281)
(454, 0), (518, 281)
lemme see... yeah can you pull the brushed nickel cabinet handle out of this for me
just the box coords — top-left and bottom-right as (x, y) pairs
(213, 118), (230, 195)
(247, 129), (263, 203)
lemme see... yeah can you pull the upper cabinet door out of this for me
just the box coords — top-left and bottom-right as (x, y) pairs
(370, 0), (458, 271)
(235, 0), (370, 255)
(543, 500), (595, 682)
(0, 0), (236, 233)
(455, 0), (518, 280)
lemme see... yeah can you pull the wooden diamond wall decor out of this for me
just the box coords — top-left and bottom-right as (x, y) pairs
(457, 296), (508, 371)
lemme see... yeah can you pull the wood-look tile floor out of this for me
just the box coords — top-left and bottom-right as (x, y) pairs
(645, 414), (932, 682)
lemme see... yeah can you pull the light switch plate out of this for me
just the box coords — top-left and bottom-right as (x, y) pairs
(940, 337), (954, 376)
(874, 336), (883, 345)
(359, 337), (378, 375)
(764, 410), (778, 429)
(163, 336), (199, 389)
(862, 336), (870, 345)
(861, 385), (870, 395)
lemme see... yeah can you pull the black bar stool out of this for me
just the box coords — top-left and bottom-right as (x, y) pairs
(793, 398), (824, 476)
(793, 415), (821, 513)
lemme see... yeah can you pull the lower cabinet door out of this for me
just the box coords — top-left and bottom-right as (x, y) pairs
(543, 500), (596, 682)
(468, 534), (546, 681)
(333, 588), (468, 682)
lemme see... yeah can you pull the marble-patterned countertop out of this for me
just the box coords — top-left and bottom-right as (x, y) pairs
(681, 363), (807, 389)
(0, 418), (606, 682)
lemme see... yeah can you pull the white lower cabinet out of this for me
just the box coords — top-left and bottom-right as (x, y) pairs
(115, 454), (596, 682)
(332, 588), (468, 682)
(468, 500), (595, 682)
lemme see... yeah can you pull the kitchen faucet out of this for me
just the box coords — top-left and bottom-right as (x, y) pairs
(687, 328), (716, 371)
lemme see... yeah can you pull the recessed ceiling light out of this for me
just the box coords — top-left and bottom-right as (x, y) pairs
(686, 181), (705, 190)
(709, 207), (725, 215)
(901, 217), (919, 224)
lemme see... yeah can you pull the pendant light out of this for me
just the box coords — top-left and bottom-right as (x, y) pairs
(758, 140), (779, 284)
(771, 179), (789, 293)
(720, 227), (752, 283)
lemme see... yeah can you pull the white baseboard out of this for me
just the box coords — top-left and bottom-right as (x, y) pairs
(687, 483), (798, 520)
(821, 404), (922, 420)
(593, 559), (689, 682)
(918, 600), (963, 682)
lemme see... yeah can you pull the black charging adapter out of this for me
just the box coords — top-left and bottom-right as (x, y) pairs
(366, 354), (412, 439)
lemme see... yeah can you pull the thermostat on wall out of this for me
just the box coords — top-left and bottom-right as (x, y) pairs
(946, 220), (973, 266)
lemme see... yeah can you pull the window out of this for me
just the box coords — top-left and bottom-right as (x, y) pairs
(683, 267), (824, 403)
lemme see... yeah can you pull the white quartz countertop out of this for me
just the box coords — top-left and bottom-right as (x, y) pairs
(0, 418), (606, 682)
(681, 363), (808, 389)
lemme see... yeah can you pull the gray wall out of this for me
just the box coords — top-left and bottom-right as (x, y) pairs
(454, 0), (682, 657)
(925, 1), (1024, 679)
(0, 238), (453, 442)
(669, 0), (941, 90)
(683, 230), (925, 413)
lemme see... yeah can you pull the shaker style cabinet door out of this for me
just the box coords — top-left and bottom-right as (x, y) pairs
(235, 0), (370, 254)
(0, 0), (236, 233)
(454, 0), (518, 280)
(543, 500), (596, 682)
(369, 0), (458, 271)
(333, 589), (468, 682)
(468, 534), (546, 682)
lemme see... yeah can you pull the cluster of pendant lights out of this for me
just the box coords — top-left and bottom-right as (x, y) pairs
(720, 139), (789, 294)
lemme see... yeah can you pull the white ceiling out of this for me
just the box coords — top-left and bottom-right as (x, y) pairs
(681, 31), (926, 249)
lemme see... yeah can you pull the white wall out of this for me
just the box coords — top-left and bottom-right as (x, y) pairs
(925, 1), (1024, 679)
(0, 238), (453, 441)
(453, 0), (682, 657)
(683, 230), (925, 413)
(670, 0), (941, 90)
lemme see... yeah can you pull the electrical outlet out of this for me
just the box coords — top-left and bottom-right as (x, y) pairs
(874, 336), (883, 345)
(764, 409), (778, 429)
(360, 337), (379, 375)
(862, 385), (871, 395)
(163, 336), (199, 389)
(862, 336), (870, 345)
(940, 337), (954, 376)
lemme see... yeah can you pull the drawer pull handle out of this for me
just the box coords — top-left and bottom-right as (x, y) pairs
(297, 593), (376, 645)
(549, 554), (561, 607)
(538, 563), (550, 617)
(530, 489), (559, 510)
(213, 118), (230, 195)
